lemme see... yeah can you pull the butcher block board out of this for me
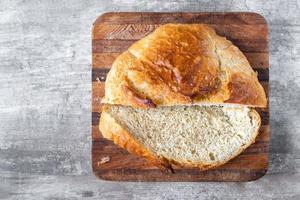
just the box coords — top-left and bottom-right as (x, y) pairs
(92, 12), (269, 182)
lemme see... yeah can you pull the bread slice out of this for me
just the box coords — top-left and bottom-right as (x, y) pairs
(99, 105), (261, 171)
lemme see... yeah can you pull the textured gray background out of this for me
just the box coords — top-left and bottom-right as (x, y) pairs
(0, 0), (299, 199)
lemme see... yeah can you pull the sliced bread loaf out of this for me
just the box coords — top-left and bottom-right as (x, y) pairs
(99, 24), (266, 171)
(99, 105), (261, 171)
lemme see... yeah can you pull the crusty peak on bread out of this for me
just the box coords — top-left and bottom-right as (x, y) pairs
(102, 24), (267, 108)
(99, 105), (261, 170)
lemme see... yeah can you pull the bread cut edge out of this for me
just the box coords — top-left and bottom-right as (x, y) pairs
(99, 105), (262, 171)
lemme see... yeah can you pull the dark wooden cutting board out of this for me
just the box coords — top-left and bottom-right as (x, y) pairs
(92, 12), (269, 181)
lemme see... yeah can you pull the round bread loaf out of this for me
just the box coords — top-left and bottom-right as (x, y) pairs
(102, 24), (267, 108)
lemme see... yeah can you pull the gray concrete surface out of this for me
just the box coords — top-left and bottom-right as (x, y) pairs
(0, 0), (299, 199)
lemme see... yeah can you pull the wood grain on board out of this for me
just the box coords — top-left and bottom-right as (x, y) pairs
(92, 12), (269, 181)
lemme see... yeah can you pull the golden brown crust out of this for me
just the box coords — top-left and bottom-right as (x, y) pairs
(99, 105), (261, 171)
(225, 73), (266, 106)
(102, 24), (267, 108)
